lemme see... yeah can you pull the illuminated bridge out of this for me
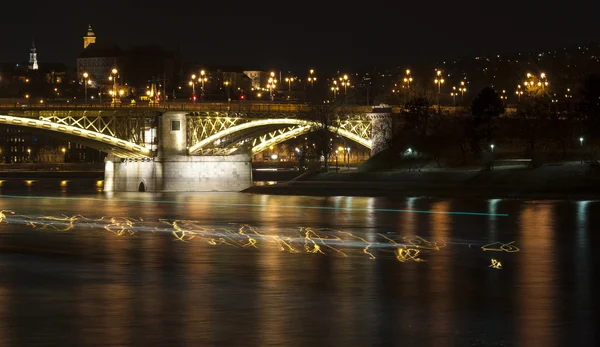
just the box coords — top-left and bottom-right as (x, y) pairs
(0, 103), (393, 192)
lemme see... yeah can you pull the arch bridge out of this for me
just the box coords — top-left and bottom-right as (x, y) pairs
(0, 103), (375, 158)
(0, 103), (391, 192)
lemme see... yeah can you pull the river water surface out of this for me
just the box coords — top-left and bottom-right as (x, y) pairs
(0, 179), (597, 346)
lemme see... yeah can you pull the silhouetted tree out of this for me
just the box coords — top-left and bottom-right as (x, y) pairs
(305, 103), (338, 171)
(470, 87), (504, 153)
(577, 75), (600, 160)
(515, 92), (552, 152)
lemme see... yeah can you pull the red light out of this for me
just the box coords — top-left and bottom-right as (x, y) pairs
(240, 95), (245, 100)
(193, 95), (197, 101)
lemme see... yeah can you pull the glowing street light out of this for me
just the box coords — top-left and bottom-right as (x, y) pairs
(403, 69), (413, 89)
(82, 72), (90, 103)
(331, 80), (339, 100)
(199, 70), (208, 102)
(267, 72), (278, 101)
(434, 70), (445, 109)
(109, 68), (119, 104)
(189, 74), (197, 102)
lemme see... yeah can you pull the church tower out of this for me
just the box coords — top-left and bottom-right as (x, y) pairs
(28, 41), (38, 70)
(83, 24), (96, 49)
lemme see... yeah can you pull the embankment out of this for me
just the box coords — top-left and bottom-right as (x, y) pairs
(243, 162), (600, 199)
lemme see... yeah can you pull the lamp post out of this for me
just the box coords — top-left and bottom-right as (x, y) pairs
(434, 70), (445, 111)
(267, 72), (278, 102)
(580, 137), (584, 163)
(109, 68), (118, 105)
(285, 77), (294, 101)
(199, 70), (208, 102)
(83, 72), (89, 103)
(516, 85), (523, 102)
(307, 69), (316, 87)
(189, 74), (197, 102)
(404, 69), (413, 90)
(61, 147), (66, 162)
(331, 80), (339, 100)
(224, 81), (230, 102)
(340, 74), (350, 104)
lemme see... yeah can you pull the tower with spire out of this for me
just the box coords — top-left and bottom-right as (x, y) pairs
(29, 41), (38, 70)
(83, 24), (96, 49)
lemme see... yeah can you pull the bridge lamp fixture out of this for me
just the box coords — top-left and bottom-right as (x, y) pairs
(61, 148), (66, 154)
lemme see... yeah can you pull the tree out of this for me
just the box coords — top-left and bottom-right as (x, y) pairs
(577, 75), (600, 160)
(515, 92), (552, 152)
(305, 103), (338, 171)
(470, 87), (505, 153)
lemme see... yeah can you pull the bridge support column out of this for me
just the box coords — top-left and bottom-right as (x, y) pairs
(367, 104), (393, 157)
(104, 111), (252, 192)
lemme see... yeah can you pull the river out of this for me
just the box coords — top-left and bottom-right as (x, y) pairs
(0, 179), (597, 346)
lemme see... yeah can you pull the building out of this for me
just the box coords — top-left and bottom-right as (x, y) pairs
(83, 25), (96, 49)
(28, 42), (38, 71)
(77, 42), (125, 85)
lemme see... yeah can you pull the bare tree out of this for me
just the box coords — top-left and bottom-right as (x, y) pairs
(305, 103), (338, 171)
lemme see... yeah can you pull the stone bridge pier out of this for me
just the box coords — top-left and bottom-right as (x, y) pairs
(104, 111), (253, 192)
(367, 104), (393, 157)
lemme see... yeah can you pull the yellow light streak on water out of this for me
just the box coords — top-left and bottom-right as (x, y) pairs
(0, 210), (519, 266)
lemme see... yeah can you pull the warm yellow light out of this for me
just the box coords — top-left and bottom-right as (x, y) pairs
(146, 90), (151, 95)
(540, 73), (546, 79)
(39, 100), (44, 104)
(191, 74), (196, 80)
(437, 70), (442, 76)
(61, 148), (66, 153)
(224, 81), (229, 86)
(200, 70), (206, 76)
(112, 68), (118, 74)
(270, 71), (275, 77)
(25, 94), (29, 98)
(406, 69), (410, 75)
(83, 72), (88, 78)
(188, 81), (193, 86)
(119, 89), (124, 96)
(434, 79), (438, 83)
(343, 74), (348, 80)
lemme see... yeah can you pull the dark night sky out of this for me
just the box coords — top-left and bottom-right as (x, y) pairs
(2, 1), (599, 71)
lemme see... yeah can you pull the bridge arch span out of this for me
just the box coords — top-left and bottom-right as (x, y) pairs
(188, 118), (372, 155)
(0, 114), (151, 158)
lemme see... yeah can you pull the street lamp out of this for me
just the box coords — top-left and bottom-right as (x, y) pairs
(199, 70), (208, 102)
(516, 85), (523, 102)
(267, 72), (277, 101)
(224, 81), (230, 102)
(83, 72), (89, 103)
(189, 74), (197, 102)
(403, 69), (413, 90)
(109, 68), (118, 104)
(490, 144), (495, 152)
(285, 77), (294, 91)
(434, 70), (445, 110)
(331, 80), (339, 100)
(580, 137), (584, 163)
(307, 69), (317, 87)
(61, 147), (66, 162)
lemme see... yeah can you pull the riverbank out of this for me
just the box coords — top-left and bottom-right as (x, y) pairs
(243, 161), (600, 199)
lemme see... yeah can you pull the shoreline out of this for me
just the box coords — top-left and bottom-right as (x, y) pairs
(243, 183), (600, 200)
(243, 163), (600, 200)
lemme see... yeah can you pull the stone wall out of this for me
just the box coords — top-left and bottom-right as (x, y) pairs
(104, 154), (252, 192)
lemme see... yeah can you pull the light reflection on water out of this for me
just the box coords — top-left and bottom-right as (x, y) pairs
(0, 182), (597, 346)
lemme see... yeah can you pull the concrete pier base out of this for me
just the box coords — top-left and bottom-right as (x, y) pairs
(103, 154), (253, 192)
